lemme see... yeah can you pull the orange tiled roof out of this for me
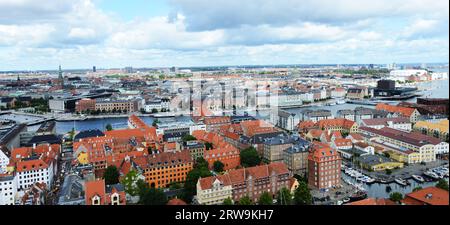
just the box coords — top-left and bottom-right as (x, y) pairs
(346, 198), (396, 205)
(403, 187), (449, 205)
(317, 118), (356, 130)
(85, 179), (106, 205)
(376, 103), (416, 117)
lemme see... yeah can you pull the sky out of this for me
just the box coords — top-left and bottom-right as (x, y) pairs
(0, 0), (448, 71)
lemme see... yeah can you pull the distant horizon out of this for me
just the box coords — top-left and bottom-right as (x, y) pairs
(1, 62), (449, 73)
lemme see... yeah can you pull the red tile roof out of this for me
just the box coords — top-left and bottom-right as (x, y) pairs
(402, 187), (449, 205)
(85, 179), (106, 205)
(376, 103), (416, 117)
(346, 198), (396, 205)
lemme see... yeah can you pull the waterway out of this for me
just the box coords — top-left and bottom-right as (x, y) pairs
(341, 173), (446, 199)
(6, 78), (448, 135)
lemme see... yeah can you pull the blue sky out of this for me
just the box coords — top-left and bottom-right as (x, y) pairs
(0, 0), (448, 70)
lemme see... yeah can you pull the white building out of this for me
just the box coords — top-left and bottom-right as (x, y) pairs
(360, 117), (412, 131)
(0, 148), (9, 174)
(17, 159), (54, 190)
(0, 173), (17, 205)
(196, 176), (233, 205)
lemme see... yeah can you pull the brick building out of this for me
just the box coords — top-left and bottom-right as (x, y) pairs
(308, 142), (342, 189)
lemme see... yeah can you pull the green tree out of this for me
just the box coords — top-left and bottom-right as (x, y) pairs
(238, 196), (253, 205)
(152, 119), (159, 127)
(258, 192), (273, 205)
(223, 197), (233, 205)
(139, 187), (168, 205)
(389, 192), (403, 203)
(240, 147), (261, 167)
(205, 142), (214, 150)
(436, 179), (449, 191)
(385, 169), (392, 175)
(151, 108), (158, 114)
(294, 181), (312, 205)
(105, 123), (113, 131)
(182, 157), (212, 203)
(103, 166), (120, 185)
(121, 170), (142, 196)
(182, 134), (197, 142)
(213, 161), (224, 173)
(277, 187), (292, 205)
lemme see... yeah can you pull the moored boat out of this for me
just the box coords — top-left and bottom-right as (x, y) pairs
(411, 175), (425, 183)
(394, 178), (408, 186)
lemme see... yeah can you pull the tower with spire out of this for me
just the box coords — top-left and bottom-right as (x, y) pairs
(58, 65), (64, 88)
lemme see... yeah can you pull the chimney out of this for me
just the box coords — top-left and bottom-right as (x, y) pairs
(33, 143), (36, 149)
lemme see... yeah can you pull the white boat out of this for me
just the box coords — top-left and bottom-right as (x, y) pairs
(395, 178), (408, 186)
(424, 171), (441, 180)
(411, 175), (425, 183)
(337, 100), (346, 105)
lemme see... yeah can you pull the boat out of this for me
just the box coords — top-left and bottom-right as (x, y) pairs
(342, 198), (350, 203)
(349, 191), (367, 202)
(379, 179), (389, 184)
(411, 175), (425, 183)
(424, 171), (441, 180)
(336, 100), (346, 105)
(395, 178), (408, 186)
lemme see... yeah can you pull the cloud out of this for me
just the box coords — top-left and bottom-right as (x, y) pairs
(0, 0), (448, 70)
(168, 0), (449, 31)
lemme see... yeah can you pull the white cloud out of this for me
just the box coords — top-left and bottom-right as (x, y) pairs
(0, 0), (448, 70)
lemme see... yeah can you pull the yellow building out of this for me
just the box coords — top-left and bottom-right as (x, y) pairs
(414, 120), (449, 142)
(77, 152), (89, 164)
(357, 154), (404, 171)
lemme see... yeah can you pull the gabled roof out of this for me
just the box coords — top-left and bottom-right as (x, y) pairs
(376, 103), (417, 117)
(403, 187), (449, 205)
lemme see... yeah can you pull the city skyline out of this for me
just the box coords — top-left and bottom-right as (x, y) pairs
(0, 0), (449, 70)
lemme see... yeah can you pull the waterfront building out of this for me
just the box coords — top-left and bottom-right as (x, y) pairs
(359, 126), (448, 160)
(308, 142), (341, 189)
(375, 103), (420, 123)
(361, 117), (412, 131)
(95, 99), (139, 113)
(75, 98), (96, 113)
(413, 120), (449, 142)
(301, 109), (333, 123)
(356, 154), (404, 171)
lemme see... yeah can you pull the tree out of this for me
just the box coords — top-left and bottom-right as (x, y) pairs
(294, 181), (312, 205)
(105, 123), (113, 131)
(182, 157), (212, 203)
(238, 196), (253, 205)
(152, 119), (159, 127)
(436, 179), (449, 191)
(103, 166), (120, 185)
(121, 170), (142, 196)
(277, 187), (292, 205)
(389, 192), (403, 203)
(182, 134), (197, 142)
(151, 108), (158, 114)
(385, 169), (392, 175)
(258, 192), (273, 205)
(205, 142), (214, 150)
(223, 197), (233, 205)
(139, 187), (168, 205)
(213, 161), (224, 173)
(240, 147), (261, 167)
